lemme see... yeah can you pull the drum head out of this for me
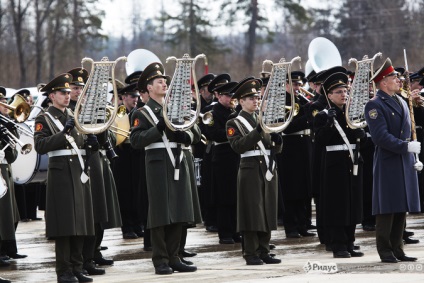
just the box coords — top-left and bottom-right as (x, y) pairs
(12, 121), (48, 184)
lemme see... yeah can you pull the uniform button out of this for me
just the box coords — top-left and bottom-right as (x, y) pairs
(77, 133), (80, 135)
(401, 130), (403, 133)
(260, 161), (262, 164)
(70, 159), (72, 162)
(392, 113), (394, 115)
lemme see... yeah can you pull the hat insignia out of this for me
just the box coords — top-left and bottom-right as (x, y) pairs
(65, 83), (69, 88)
(251, 88), (256, 93)
(155, 64), (160, 69)
(78, 77), (83, 82)
(64, 74), (69, 78)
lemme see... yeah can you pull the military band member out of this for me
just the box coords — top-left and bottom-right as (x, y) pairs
(195, 74), (218, 233)
(112, 79), (144, 240)
(365, 58), (421, 263)
(34, 74), (95, 282)
(278, 71), (315, 239)
(313, 71), (365, 258)
(205, 81), (239, 244)
(0, 87), (25, 264)
(226, 78), (282, 265)
(130, 62), (201, 275)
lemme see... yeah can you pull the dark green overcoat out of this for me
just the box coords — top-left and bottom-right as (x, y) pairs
(226, 110), (281, 232)
(130, 99), (202, 229)
(34, 106), (94, 237)
(0, 133), (19, 240)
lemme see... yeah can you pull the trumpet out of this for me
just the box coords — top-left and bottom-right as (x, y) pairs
(0, 94), (31, 122)
(0, 125), (32, 155)
(0, 115), (33, 138)
(195, 111), (213, 125)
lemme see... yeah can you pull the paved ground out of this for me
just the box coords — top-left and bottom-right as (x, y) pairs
(1, 211), (424, 282)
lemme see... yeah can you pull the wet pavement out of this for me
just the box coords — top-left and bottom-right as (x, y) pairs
(1, 210), (424, 282)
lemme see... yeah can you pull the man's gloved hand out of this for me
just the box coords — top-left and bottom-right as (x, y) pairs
(86, 134), (99, 151)
(62, 117), (75, 134)
(408, 141), (421, 154)
(0, 125), (8, 140)
(326, 107), (337, 126)
(174, 131), (190, 144)
(256, 123), (263, 133)
(156, 117), (166, 133)
(353, 128), (366, 139)
(270, 132), (283, 144)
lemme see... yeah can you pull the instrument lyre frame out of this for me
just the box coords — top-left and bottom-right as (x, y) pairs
(163, 53), (207, 132)
(345, 52), (382, 129)
(259, 56), (301, 133)
(74, 56), (127, 134)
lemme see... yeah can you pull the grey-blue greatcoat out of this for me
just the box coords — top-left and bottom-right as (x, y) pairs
(364, 90), (420, 215)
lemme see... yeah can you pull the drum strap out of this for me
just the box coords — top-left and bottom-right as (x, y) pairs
(45, 112), (89, 183)
(142, 106), (183, 180)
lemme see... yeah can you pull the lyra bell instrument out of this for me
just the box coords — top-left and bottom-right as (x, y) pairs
(163, 53), (207, 131)
(258, 56), (301, 133)
(74, 56), (126, 135)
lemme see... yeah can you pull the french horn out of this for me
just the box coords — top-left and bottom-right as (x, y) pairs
(258, 57), (301, 133)
(74, 56), (126, 134)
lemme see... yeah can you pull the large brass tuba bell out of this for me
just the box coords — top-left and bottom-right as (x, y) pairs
(106, 105), (130, 146)
(308, 37), (342, 72)
(1, 94), (31, 122)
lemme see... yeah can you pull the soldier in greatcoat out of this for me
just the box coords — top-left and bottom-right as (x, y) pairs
(205, 81), (239, 244)
(34, 73), (95, 282)
(226, 78), (282, 265)
(313, 71), (366, 259)
(130, 62), (201, 275)
(365, 58), (421, 263)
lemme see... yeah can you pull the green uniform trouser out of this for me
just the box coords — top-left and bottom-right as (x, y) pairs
(151, 223), (182, 267)
(55, 236), (84, 275)
(375, 212), (406, 259)
(82, 223), (103, 263)
(243, 231), (271, 258)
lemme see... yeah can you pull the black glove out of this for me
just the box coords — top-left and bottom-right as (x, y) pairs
(86, 134), (99, 151)
(62, 117), (75, 134)
(353, 128), (366, 139)
(174, 131), (190, 144)
(0, 125), (9, 143)
(326, 108), (337, 126)
(256, 123), (263, 133)
(156, 117), (166, 132)
(270, 133), (282, 144)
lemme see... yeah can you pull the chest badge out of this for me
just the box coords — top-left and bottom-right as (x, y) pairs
(133, 118), (140, 127)
(35, 123), (43, 131)
(227, 127), (235, 137)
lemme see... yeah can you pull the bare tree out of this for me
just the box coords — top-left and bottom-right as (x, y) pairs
(34, 0), (55, 83)
(9, 0), (31, 86)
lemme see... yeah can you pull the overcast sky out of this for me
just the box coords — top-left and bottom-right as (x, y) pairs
(99, 0), (327, 38)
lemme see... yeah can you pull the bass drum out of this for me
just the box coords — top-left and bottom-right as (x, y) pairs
(12, 121), (48, 184)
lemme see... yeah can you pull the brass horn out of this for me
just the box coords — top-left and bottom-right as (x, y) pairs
(106, 105), (130, 146)
(1, 94), (31, 122)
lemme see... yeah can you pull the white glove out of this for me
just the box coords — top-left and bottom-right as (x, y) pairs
(0, 150), (5, 162)
(408, 141), (421, 154)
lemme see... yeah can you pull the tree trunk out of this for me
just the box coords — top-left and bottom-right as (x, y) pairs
(245, 0), (258, 74)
